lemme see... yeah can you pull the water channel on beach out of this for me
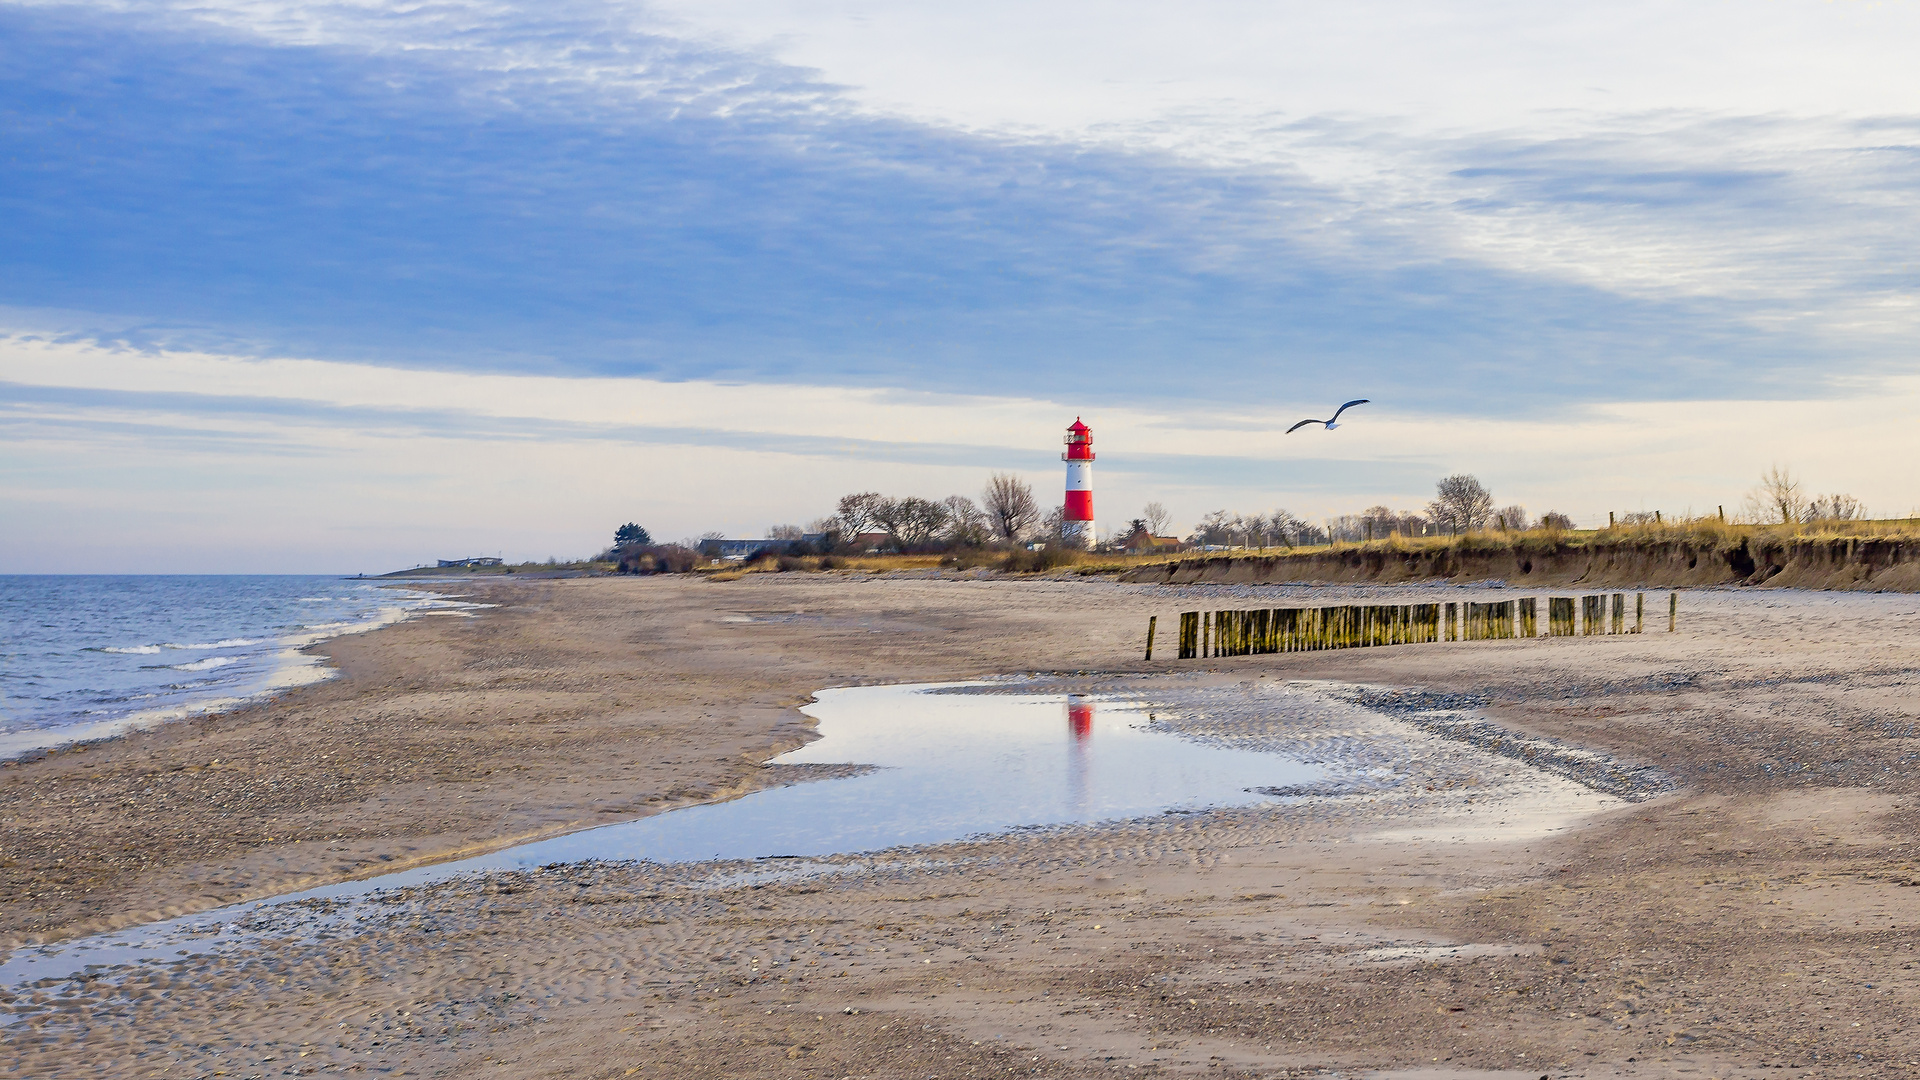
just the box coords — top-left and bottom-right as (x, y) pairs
(1, 678), (1600, 987)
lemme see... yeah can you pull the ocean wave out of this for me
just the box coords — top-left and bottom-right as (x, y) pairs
(160, 657), (241, 672)
(94, 638), (264, 654)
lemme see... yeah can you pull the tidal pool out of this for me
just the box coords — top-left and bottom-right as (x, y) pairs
(1, 678), (1649, 996)
(2, 680), (1343, 987)
(457, 681), (1326, 866)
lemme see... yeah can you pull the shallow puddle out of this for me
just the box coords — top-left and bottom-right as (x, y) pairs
(467, 682), (1326, 866)
(0, 678), (1624, 989)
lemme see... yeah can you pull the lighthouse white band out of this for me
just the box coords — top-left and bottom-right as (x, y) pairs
(1065, 461), (1093, 491)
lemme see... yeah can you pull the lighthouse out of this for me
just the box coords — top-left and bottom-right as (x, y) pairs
(1061, 418), (1095, 546)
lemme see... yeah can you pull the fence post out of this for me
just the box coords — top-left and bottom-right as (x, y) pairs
(1611, 593), (1625, 635)
(1145, 615), (1157, 660)
(1669, 591), (1678, 632)
(1634, 593), (1644, 634)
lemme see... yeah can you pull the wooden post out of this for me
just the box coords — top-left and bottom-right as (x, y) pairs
(1519, 597), (1537, 637)
(1669, 591), (1678, 632)
(1718, 505), (1725, 522)
(1202, 611), (1211, 657)
(1634, 593), (1644, 634)
(1549, 597), (1574, 636)
(1611, 593), (1625, 635)
(1609, 511), (1615, 528)
(1145, 615), (1157, 660)
(1445, 602), (1457, 642)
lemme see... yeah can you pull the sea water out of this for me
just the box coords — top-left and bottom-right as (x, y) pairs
(0, 575), (474, 758)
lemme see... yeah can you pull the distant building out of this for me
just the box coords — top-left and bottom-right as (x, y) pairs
(699, 536), (830, 560)
(1119, 525), (1182, 554)
(437, 556), (504, 568)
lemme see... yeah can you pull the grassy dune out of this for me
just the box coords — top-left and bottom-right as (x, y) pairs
(1120, 519), (1920, 591)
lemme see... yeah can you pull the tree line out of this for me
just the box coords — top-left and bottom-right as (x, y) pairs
(613, 466), (1873, 573)
(1188, 475), (1575, 549)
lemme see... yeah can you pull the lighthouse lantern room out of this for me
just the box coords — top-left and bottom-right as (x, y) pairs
(1061, 418), (1095, 545)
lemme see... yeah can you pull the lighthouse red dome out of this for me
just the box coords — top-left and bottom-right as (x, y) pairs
(1063, 417), (1094, 460)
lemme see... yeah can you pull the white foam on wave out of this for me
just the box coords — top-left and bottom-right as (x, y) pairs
(9, 590), (490, 761)
(94, 638), (262, 655)
(166, 656), (241, 672)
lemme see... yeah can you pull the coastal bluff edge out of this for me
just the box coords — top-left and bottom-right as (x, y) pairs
(1120, 533), (1920, 591)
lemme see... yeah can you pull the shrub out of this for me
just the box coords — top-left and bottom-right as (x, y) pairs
(941, 548), (1001, 570)
(1001, 547), (1081, 573)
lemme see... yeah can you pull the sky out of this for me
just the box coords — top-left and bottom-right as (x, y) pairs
(2, 0), (1917, 571)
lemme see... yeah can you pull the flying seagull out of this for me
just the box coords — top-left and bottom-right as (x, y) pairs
(1286, 399), (1370, 434)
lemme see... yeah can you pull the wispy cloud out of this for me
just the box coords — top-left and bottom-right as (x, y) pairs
(5, 2), (1905, 418)
(5, 1), (1920, 569)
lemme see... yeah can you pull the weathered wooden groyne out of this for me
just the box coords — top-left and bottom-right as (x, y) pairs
(1124, 533), (1920, 592)
(1170, 592), (1668, 660)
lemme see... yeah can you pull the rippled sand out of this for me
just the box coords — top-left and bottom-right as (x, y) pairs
(6, 575), (1920, 1077)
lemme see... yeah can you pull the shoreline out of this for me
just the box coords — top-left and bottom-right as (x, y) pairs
(0, 578), (478, 763)
(8, 575), (1920, 1075)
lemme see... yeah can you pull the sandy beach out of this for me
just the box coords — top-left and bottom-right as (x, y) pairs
(6, 573), (1920, 1077)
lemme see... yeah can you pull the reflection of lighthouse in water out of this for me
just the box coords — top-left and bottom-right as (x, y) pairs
(1066, 695), (1093, 815)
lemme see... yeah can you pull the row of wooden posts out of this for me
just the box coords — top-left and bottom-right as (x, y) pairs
(1140, 592), (1679, 660)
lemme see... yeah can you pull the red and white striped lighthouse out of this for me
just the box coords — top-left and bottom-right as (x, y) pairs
(1061, 417), (1095, 545)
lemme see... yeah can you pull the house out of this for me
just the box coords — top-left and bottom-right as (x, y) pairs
(698, 535), (833, 560)
(701, 538), (782, 560)
(1119, 525), (1183, 554)
(437, 556), (505, 568)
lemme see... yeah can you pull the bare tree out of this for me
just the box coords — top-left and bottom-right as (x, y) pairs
(981, 473), (1040, 542)
(765, 523), (806, 540)
(1427, 474), (1494, 535)
(1142, 501), (1171, 536)
(1360, 505), (1398, 540)
(1806, 493), (1864, 522)
(835, 492), (885, 536)
(1743, 465), (1803, 524)
(1267, 509), (1307, 548)
(1539, 511), (1574, 532)
(1041, 504), (1067, 546)
(1493, 504), (1528, 531)
(1190, 510), (1233, 547)
(942, 495), (991, 546)
(871, 496), (951, 550)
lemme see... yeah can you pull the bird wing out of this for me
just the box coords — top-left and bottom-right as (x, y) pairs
(1285, 418), (1323, 434)
(1327, 399), (1370, 423)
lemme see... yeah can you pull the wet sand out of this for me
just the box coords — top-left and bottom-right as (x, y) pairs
(6, 574), (1920, 1077)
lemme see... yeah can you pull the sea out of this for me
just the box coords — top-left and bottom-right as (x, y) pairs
(0, 576), (477, 759)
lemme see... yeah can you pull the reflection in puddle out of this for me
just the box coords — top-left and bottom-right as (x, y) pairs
(1, 681), (1331, 986)
(485, 682), (1325, 866)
